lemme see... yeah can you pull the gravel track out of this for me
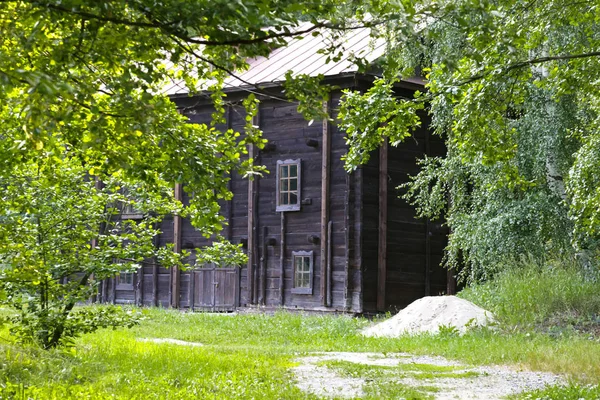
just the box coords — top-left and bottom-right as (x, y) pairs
(293, 352), (564, 399)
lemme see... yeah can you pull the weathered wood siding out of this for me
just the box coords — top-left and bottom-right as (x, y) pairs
(362, 112), (448, 312)
(109, 80), (447, 314)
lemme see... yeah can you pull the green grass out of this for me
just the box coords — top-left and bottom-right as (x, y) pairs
(1, 308), (599, 399)
(3, 257), (600, 400)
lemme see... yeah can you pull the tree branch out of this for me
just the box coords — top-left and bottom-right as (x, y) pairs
(460, 51), (600, 85)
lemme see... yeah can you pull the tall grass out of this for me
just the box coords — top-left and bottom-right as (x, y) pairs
(459, 258), (600, 330)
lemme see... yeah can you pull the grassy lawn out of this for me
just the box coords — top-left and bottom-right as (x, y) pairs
(1, 307), (600, 399)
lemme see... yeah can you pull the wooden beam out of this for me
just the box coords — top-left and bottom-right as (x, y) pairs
(260, 226), (267, 305)
(343, 174), (351, 311)
(320, 98), (331, 306)
(226, 105), (234, 241)
(447, 267), (457, 295)
(247, 112), (259, 305)
(355, 167), (364, 313)
(152, 227), (160, 307)
(171, 183), (183, 308)
(326, 220), (333, 307)
(279, 212), (285, 306)
(377, 139), (388, 312)
(425, 123), (431, 296)
(137, 263), (144, 306)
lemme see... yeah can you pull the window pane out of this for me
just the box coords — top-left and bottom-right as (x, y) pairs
(290, 178), (297, 191)
(290, 164), (297, 177)
(281, 179), (288, 192)
(280, 192), (288, 205)
(290, 192), (297, 205)
(280, 165), (288, 178)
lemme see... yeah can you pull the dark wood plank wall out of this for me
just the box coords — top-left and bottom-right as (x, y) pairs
(258, 99), (329, 309)
(360, 151), (380, 311)
(109, 81), (446, 314)
(330, 92), (361, 312)
(362, 112), (448, 312)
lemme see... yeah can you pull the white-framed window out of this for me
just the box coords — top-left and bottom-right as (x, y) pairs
(292, 250), (313, 294)
(276, 159), (301, 212)
(116, 271), (134, 289)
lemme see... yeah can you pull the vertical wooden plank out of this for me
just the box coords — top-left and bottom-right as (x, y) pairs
(171, 183), (183, 308)
(246, 142), (255, 304)
(152, 226), (160, 307)
(190, 270), (195, 311)
(279, 212), (285, 306)
(91, 178), (104, 303)
(355, 167), (364, 313)
(326, 220), (333, 307)
(447, 268), (457, 295)
(425, 123), (431, 296)
(320, 98), (331, 306)
(377, 139), (388, 312)
(226, 105), (234, 241)
(137, 263), (144, 306)
(260, 226), (267, 305)
(234, 266), (240, 308)
(253, 188), (259, 305)
(101, 279), (108, 304)
(425, 221), (431, 296)
(188, 269), (193, 309)
(344, 174), (351, 310)
(247, 112), (259, 305)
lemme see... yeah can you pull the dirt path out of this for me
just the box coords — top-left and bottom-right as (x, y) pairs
(293, 352), (564, 399)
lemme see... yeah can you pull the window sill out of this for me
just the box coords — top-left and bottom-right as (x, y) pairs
(291, 287), (313, 295)
(276, 205), (301, 212)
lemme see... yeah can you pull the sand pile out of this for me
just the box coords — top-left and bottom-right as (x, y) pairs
(362, 296), (495, 337)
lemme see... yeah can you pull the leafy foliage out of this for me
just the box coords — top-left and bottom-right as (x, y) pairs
(338, 0), (600, 279)
(0, 158), (185, 348)
(0, 1), (379, 348)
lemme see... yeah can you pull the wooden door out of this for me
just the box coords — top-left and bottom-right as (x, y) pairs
(190, 267), (239, 311)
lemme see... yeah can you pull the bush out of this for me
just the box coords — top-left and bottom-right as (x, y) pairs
(459, 257), (600, 330)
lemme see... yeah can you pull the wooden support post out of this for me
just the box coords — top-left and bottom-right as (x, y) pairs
(171, 183), (183, 308)
(355, 168), (364, 313)
(320, 98), (331, 306)
(447, 268), (457, 295)
(247, 112), (259, 305)
(152, 228), (160, 307)
(425, 220), (431, 296)
(260, 226), (267, 305)
(253, 189), (259, 305)
(101, 279), (108, 304)
(190, 269), (196, 311)
(137, 263), (144, 306)
(326, 220), (333, 307)
(279, 212), (285, 306)
(226, 105), (234, 241)
(424, 123), (431, 296)
(344, 174), (351, 310)
(91, 178), (104, 303)
(377, 139), (388, 312)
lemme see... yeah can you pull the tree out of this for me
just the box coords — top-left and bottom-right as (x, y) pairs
(0, 1), (373, 347)
(0, 157), (188, 348)
(338, 0), (600, 280)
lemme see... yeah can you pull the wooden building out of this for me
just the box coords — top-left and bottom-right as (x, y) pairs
(104, 27), (449, 313)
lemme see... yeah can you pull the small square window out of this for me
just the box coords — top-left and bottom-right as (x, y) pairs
(291, 251), (313, 294)
(276, 159), (301, 212)
(116, 272), (134, 289)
